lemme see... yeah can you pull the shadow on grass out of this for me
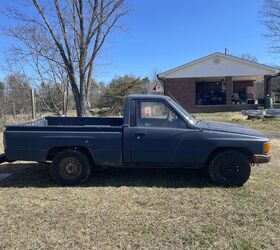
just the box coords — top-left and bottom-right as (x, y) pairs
(0, 162), (214, 188)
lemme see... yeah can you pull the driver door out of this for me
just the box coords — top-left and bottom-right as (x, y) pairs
(129, 100), (199, 166)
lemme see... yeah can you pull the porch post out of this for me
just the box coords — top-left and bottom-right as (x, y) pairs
(226, 76), (233, 105)
(264, 75), (272, 97)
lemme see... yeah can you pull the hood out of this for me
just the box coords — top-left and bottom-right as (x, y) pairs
(196, 120), (267, 138)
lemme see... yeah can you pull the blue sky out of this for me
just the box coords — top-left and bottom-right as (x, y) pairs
(0, 0), (277, 83)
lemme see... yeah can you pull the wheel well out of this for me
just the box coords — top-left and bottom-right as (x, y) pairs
(205, 147), (253, 167)
(47, 146), (95, 165)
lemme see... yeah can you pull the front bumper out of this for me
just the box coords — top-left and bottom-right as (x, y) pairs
(252, 154), (271, 164)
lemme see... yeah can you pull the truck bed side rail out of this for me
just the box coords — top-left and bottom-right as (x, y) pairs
(6, 118), (47, 127)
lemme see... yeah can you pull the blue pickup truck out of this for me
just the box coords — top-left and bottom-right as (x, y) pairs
(0, 94), (271, 186)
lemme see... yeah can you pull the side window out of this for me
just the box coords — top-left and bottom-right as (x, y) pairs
(136, 101), (186, 128)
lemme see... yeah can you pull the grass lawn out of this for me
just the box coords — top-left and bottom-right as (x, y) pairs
(0, 113), (280, 249)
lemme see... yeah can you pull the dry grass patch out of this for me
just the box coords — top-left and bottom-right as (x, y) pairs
(0, 113), (280, 249)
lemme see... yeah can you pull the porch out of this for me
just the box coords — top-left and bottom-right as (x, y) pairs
(195, 75), (263, 106)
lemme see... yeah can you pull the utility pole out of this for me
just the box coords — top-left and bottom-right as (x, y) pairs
(225, 48), (230, 55)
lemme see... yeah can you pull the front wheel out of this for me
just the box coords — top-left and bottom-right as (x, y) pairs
(208, 151), (251, 187)
(51, 149), (92, 186)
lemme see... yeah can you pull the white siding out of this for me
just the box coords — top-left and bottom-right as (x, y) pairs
(159, 53), (278, 79)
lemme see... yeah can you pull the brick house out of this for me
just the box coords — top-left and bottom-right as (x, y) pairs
(157, 52), (278, 112)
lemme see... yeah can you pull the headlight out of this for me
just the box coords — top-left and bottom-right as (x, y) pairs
(263, 142), (271, 155)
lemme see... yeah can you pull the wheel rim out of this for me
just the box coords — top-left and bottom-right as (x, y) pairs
(220, 163), (240, 179)
(58, 157), (82, 180)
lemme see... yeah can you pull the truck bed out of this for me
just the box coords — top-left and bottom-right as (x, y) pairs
(4, 116), (124, 166)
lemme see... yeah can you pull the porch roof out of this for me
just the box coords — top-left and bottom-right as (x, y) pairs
(195, 75), (264, 82)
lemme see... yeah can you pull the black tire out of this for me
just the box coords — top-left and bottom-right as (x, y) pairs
(51, 149), (92, 186)
(208, 151), (251, 187)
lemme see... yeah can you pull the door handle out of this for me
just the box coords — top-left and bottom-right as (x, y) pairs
(135, 132), (147, 139)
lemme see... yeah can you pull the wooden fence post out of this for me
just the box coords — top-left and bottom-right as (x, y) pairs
(31, 89), (36, 119)
(62, 82), (68, 116)
(12, 102), (16, 120)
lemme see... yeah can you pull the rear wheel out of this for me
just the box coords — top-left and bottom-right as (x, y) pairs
(208, 151), (251, 187)
(51, 149), (92, 186)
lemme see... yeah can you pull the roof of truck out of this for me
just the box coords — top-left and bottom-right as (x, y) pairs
(127, 94), (170, 100)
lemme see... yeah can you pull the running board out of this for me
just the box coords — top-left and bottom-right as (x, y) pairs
(0, 154), (7, 164)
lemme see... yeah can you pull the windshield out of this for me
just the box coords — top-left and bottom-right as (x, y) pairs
(169, 98), (197, 126)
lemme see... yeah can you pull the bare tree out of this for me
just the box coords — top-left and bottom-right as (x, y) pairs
(261, 0), (280, 53)
(32, 51), (71, 116)
(5, 74), (32, 115)
(0, 82), (6, 130)
(240, 53), (258, 63)
(7, 0), (128, 116)
(149, 68), (161, 84)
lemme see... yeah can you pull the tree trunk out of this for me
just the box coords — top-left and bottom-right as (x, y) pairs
(80, 82), (88, 117)
(70, 82), (83, 117)
(72, 86), (88, 117)
(62, 83), (67, 116)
